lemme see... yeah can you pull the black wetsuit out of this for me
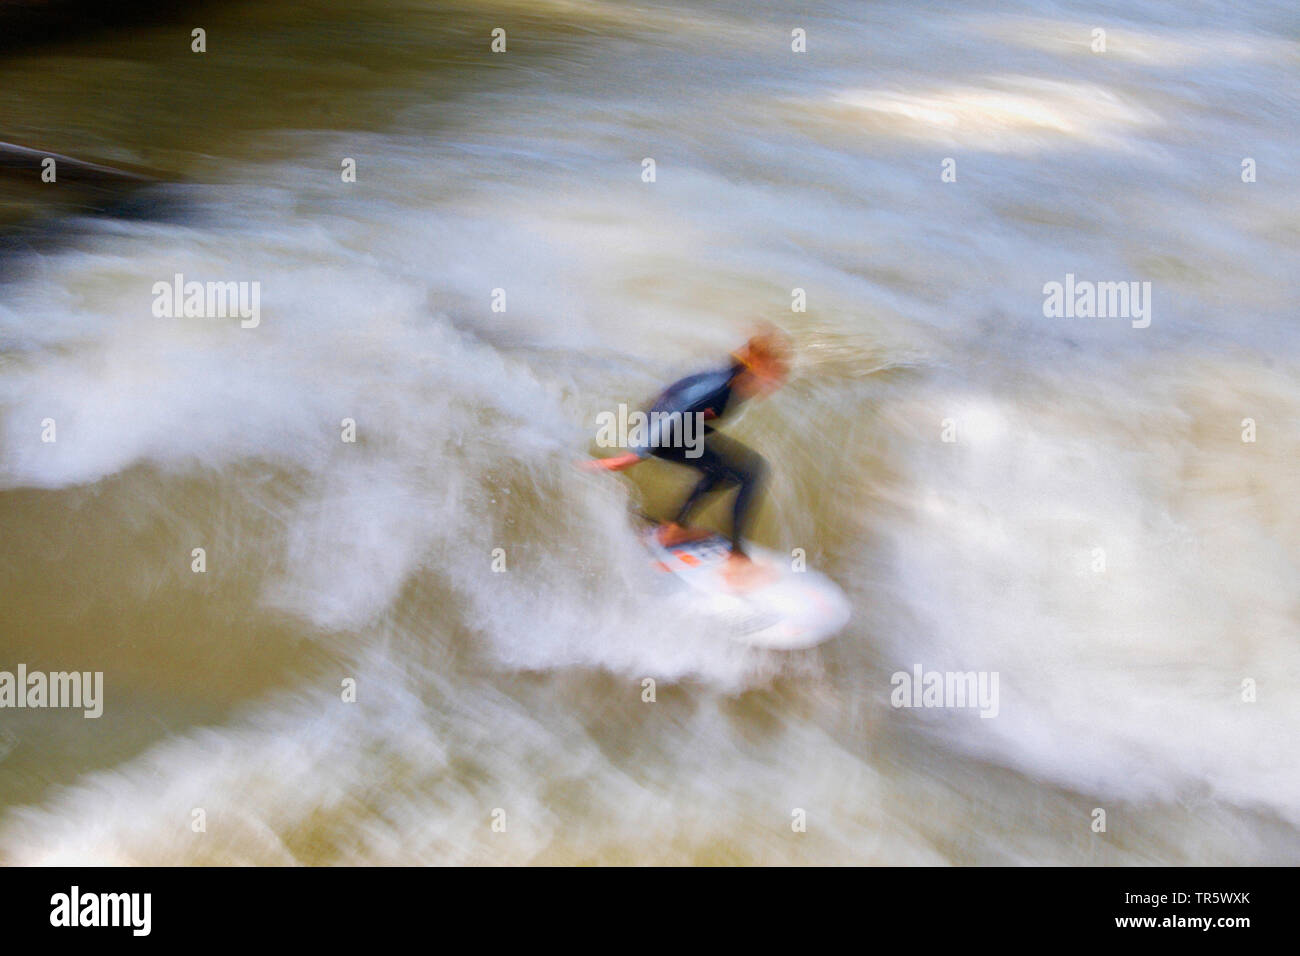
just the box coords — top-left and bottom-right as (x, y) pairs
(630, 362), (768, 556)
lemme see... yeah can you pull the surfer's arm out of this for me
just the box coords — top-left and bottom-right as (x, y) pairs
(580, 368), (728, 472)
(578, 451), (643, 472)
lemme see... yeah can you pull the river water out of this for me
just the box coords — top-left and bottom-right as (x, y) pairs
(1, 0), (1297, 864)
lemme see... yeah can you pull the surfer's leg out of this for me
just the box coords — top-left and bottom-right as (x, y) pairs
(698, 433), (768, 557)
(729, 464), (766, 557)
(671, 452), (728, 526)
(650, 441), (729, 532)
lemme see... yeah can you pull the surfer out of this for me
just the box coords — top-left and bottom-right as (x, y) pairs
(583, 327), (791, 585)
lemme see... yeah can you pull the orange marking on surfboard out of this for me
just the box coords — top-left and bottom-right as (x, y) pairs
(674, 551), (701, 567)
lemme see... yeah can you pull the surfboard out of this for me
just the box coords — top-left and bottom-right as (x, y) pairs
(641, 528), (851, 649)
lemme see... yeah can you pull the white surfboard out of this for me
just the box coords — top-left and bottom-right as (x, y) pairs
(642, 529), (851, 649)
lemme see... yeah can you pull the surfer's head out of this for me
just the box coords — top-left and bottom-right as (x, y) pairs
(732, 325), (791, 397)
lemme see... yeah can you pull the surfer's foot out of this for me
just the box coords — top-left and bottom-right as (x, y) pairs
(721, 551), (776, 590)
(657, 522), (714, 546)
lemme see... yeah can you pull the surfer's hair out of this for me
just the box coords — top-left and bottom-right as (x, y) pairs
(736, 324), (792, 372)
